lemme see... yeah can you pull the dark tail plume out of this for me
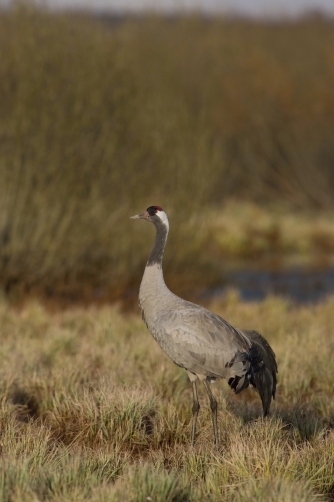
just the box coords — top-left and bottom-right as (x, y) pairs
(253, 366), (274, 416)
(242, 330), (278, 416)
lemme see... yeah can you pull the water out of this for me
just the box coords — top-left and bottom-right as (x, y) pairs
(210, 266), (334, 303)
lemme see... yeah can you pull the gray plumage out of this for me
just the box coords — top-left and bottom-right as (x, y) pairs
(131, 206), (277, 447)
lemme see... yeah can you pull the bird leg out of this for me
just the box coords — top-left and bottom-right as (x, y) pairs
(203, 380), (219, 449)
(191, 381), (200, 446)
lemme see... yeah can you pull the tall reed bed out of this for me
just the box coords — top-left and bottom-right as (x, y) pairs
(0, 8), (334, 301)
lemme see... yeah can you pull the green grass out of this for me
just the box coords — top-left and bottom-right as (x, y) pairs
(0, 295), (333, 500)
(0, 8), (334, 302)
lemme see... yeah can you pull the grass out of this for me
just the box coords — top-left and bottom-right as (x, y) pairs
(0, 10), (333, 495)
(0, 8), (334, 302)
(0, 295), (333, 500)
(189, 200), (334, 267)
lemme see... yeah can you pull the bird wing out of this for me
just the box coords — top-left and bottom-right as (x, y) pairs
(155, 307), (252, 380)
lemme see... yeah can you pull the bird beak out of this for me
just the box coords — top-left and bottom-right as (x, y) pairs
(130, 211), (151, 221)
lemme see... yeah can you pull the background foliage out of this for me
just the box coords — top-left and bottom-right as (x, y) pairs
(0, 7), (334, 301)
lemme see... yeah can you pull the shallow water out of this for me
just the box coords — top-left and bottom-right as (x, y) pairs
(209, 266), (334, 303)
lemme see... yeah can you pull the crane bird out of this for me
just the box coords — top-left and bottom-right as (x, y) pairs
(131, 206), (277, 448)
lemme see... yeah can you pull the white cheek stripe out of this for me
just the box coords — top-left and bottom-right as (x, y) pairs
(156, 210), (169, 229)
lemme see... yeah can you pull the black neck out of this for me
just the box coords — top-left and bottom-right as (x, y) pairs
(147, 221), (168, 267)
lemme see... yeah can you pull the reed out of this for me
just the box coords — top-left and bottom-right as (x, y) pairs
(0, 7), (334, 302)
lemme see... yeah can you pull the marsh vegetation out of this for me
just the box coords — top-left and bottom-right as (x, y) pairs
(0, 7), (334, 499)
(0, 8), (334, 303)
(0, 295), (333, 500)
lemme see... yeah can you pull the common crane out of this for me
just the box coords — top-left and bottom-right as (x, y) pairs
(131, 206), (277, 448)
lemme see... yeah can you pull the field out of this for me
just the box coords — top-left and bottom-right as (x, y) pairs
(0, 295), (333, 501)
(0, 5), (334, 500)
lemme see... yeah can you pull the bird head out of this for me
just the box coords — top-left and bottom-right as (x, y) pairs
(130, 206), (169, 228)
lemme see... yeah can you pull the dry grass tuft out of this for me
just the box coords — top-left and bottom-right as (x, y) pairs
(0, 295), (333, 499)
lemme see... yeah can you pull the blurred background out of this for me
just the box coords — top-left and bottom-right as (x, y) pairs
(1, 0), (334, 306)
